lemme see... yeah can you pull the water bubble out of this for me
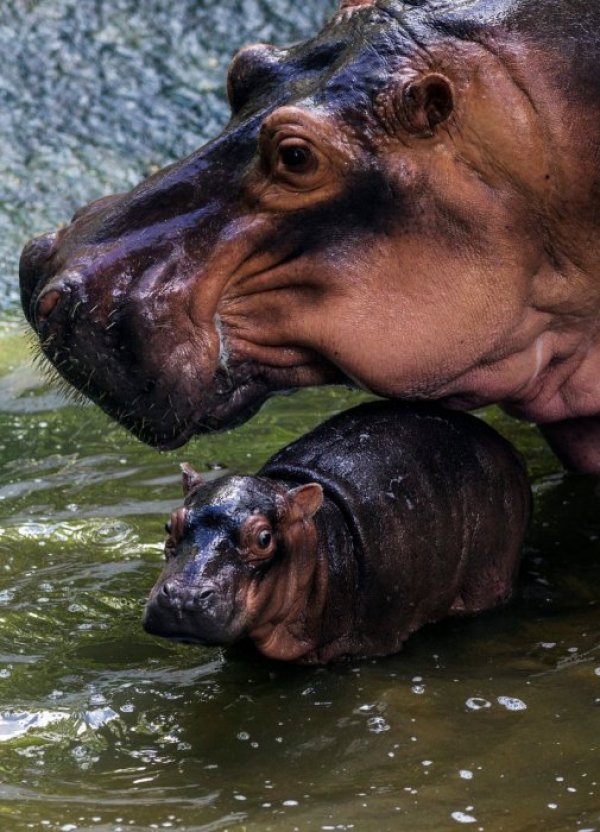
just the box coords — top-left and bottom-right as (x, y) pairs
(283, 800), (299, 807)
(497, 696), (527, 712)
(451, 811), (477, 824)
(367, 716), (390, 734)
(465, 697), (491, 711)
(459, 770), (474, 780)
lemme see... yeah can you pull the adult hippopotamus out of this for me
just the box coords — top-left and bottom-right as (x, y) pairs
(19, 0), (600, 471)
(143, 401), (531, 663)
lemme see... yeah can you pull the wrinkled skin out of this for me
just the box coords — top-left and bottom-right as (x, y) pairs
(19, 0), (600, 470)
(144, 401), (532, 664)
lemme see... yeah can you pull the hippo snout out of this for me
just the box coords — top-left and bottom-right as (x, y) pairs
(159, 579), (218, 609)
(143, 579), (234, 646)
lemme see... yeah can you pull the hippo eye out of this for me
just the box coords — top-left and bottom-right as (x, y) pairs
(278, 141), (313, 171)
(257, 529), (272, 549)
(241, 516), (276, 561)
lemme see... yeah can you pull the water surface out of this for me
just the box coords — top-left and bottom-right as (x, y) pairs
(0, 1), (598, 830)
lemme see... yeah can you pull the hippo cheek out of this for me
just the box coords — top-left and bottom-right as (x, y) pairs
(143, 579), (248, 646)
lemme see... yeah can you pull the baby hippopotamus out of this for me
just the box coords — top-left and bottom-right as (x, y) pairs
(143, 402), (531, 664)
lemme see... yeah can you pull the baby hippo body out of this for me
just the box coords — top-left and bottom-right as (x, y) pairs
(143, 402), (531, 664)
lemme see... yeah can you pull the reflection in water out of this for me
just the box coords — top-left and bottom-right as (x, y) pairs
(0, 0), (598, 829)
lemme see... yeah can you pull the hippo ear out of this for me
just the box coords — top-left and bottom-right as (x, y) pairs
(181, 463), (204, 496)
(401, 73), (454, 136)
(286, 483), (324, 521)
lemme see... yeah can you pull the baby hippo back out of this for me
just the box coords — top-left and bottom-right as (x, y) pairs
(262, 401), (531, 659)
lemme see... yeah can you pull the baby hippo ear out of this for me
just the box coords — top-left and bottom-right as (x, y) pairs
(402, 73), (454, 136)
(180, 463), (204, 496)
(286, 483), (324, 520)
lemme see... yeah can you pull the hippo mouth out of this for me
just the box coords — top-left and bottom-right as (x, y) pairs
(23, 277), (276, 449)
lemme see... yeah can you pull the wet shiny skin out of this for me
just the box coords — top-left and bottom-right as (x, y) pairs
(2, 0), (599, 828)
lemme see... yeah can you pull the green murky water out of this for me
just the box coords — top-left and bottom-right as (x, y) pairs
(0, 2), (598, 831)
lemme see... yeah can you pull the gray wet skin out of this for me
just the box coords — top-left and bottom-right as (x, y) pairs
(144, 401), (532, 664)
(18, 0), (600, 472)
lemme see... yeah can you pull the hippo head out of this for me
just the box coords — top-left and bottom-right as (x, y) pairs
(21, 0), (554, 447)
(143, 465), (323, 648)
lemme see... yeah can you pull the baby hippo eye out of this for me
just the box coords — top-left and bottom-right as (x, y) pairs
(257, 529), (272, 549)
(241, 515), (276, 561)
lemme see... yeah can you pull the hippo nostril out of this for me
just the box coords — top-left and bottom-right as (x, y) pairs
(19, 231), (60, 320)
(161, 581), (178, 599)
(36, 289), (62, 322)
(197, 587), (216, 603)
